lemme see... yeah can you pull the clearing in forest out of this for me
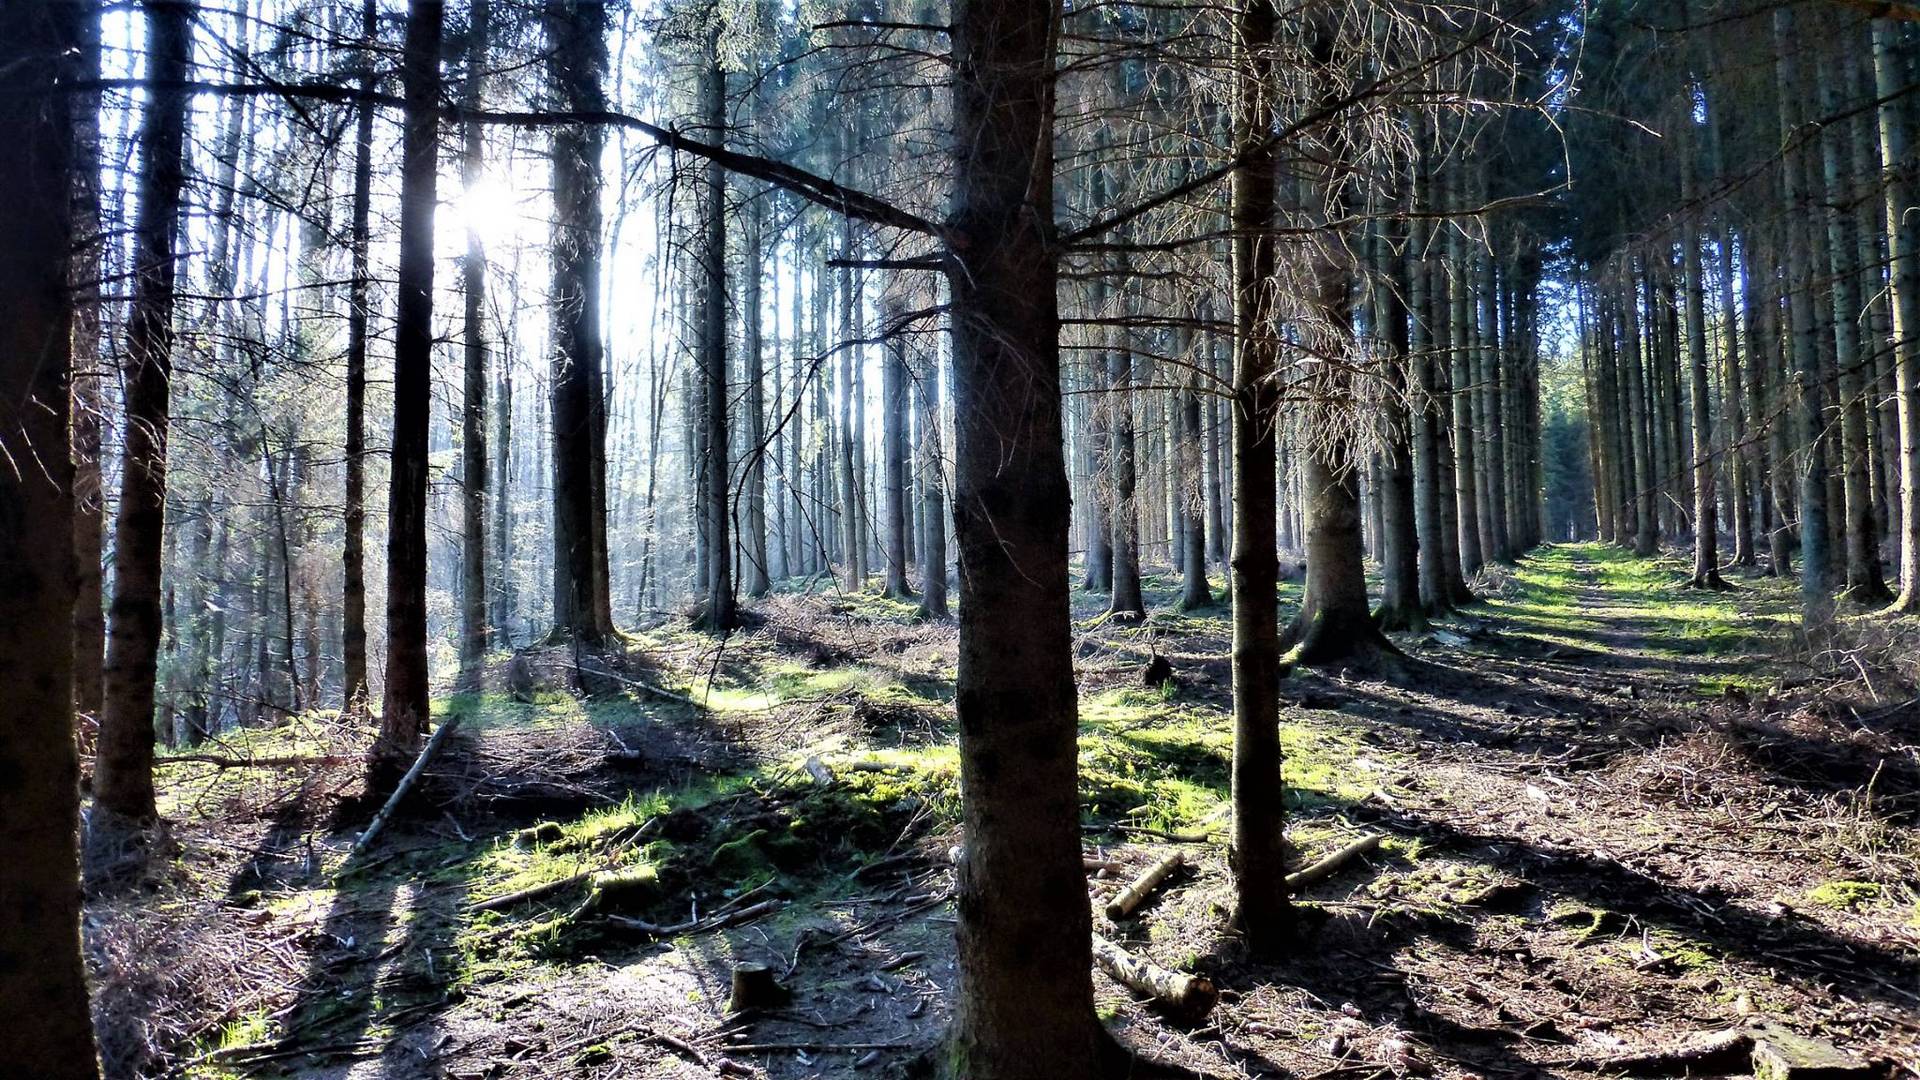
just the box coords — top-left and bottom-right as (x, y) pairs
(100, 543), (1917, 1079)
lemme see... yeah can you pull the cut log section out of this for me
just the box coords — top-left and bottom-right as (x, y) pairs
(1285, 834), (1382, 892)
(1104, 850), (1185, 920)
(1092, 934), (1217, 1020)
(728, 963), (792, 1012)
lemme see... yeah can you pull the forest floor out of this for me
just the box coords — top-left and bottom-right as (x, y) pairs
(92, 543), (1920, 1080)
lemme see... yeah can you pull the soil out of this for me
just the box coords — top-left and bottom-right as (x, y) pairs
(90, 544), (1920, 1079)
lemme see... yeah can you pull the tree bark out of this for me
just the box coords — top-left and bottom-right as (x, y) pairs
(743, 191), (771, 598)
(547, 0), (615, 643)
(373, 0), (444, 783)
(1876, 20), (1920, 610)
(882, 294), (914, 599)
(916, 345), (950, 620)
(1106, 342), (1146, 621)
(95, 0), (196, 823)
(0, 1), (101, 1068)
(70, 4), (105, 746)
(697, 49), (735, 632)
(1228, 0), (1290, 962)
(460, 0), (491, 675)
(943, 0), (1105, 1067)
(1679, 87), (1726, 590)
(1776, 7), (1834, 626)
(342, 0), (374, 713)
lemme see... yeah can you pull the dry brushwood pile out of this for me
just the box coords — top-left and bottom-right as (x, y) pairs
(89, 546), (1918, 1079)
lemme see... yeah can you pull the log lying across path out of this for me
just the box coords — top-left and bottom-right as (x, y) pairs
(1092, 933), (1218, 1019)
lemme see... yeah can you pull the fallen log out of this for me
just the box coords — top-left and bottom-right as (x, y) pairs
(1091, 933), (1217, 1019)
(1285, 834), (1382, 892)
(350, 716), (463, 857)
(1558, 1028), (1752, 1073)
(1104, 850), (1185, 920)
(569, 661), (703, 709)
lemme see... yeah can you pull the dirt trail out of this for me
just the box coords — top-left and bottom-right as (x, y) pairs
(105, 545), (1917, 1080)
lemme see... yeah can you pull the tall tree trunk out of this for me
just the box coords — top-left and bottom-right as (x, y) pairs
(743, 192), (771, 597)
(881, 295), (914, 599)
(1445, 167), (1484, 573)
(943, 0), (1104, 1066)
(1776, 7), (1834, 626)
(1082, 326), (1113, 592)
(1228, 0), (1290, 961)
(916, 345), (950, 620)
(1177, 354), (1211, 610)
(373, 0), (444, 781)
(1816, 39), (1890, 604)
(459, 0), (491, 675)
(547, 0), (613, 643)
(1374, 223), (1424, 629)
(1877, 19), (1920, 610)
(1680, 91), (1727, 589)
(0, 1), (100, 1069)
(95, 0), (195, 824)
(342, 0), (374, 714)
(1409, 154), (1458, 611)
(698, 49), (735, 632)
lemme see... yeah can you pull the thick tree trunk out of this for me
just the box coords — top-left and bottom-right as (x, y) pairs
(943, 0), (1104, 1067)
(95, 0), (195, 824)
(547, 0), (615, 643)
(1228, 0), (1290, 962)
(373, 0), (444, 782)
(460, 0), (491, 675)
(0, 1), (100, 1069)
(1876, 20), (1920, 610)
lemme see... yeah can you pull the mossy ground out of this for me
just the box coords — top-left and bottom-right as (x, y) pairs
(111, 543), (1917, 1080)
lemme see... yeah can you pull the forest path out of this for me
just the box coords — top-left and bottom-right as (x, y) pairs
(115, 546), (1919, 1080)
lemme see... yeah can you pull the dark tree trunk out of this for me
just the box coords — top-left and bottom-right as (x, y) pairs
(1228, 0), (1290, 961)
(547, 0), (614, 643)
(1679, 92), (1726, 590)
(342, 0), (374, 713)
(373, 0), (444, 781)
(1373, 224), (1425, 630)
(942, 0), (1104, 1067)
(95, 0), (195, 824)
(0, 1), (100, 1069)
(460, 0), (491, 674)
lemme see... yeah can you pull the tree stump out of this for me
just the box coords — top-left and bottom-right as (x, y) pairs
(728, 964), (790, 1012)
